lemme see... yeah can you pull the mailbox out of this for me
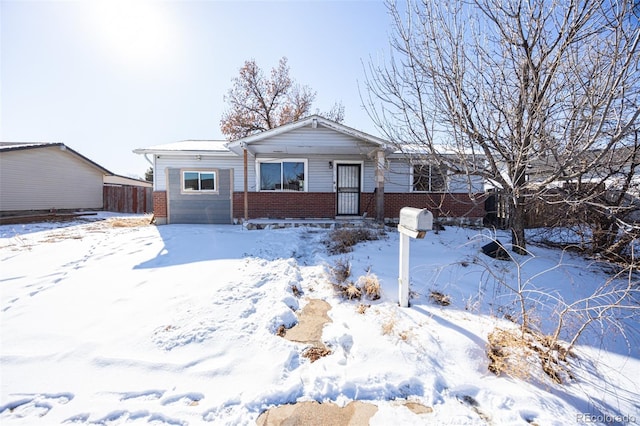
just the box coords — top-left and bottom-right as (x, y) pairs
(398, 207), (433, 239)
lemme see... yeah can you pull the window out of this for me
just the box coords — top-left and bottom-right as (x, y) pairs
(183, 170), (217, 192)
(412, 164), (446, 192)
(259, 160), (306, 191)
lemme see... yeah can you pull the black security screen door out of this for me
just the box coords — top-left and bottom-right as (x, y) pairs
(336, 164), (361, 215)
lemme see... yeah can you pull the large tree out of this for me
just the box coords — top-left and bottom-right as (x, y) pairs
(221, 57), (344, 140)
(364, 0), (640, 254)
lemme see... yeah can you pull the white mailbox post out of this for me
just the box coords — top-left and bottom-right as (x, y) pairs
(398, 207), (433, 307)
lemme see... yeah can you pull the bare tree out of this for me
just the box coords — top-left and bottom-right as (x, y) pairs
(221, 57), (344, 140)
(363, 0), (640, 253)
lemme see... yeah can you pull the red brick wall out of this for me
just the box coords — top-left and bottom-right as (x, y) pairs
(233, 192), (336, 219)
(383, 192), (485, 220)
(232, 191), (485, 221)
(153, 191), (167, 218)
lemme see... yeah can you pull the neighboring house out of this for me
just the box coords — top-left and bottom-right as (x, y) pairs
(104, 175), (152, 188)
(134, 116), (485, 225)
(0, 142), (112, 214)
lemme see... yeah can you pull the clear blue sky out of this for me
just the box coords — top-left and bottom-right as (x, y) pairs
(1, 0), (392, 178)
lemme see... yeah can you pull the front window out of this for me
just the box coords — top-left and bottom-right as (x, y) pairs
(183, 170), (217, 192)
(412, 164), (446, 192)
(259, 160), (306, 191)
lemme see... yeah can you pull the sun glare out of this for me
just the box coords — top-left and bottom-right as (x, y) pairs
(88, 0), (175, 70)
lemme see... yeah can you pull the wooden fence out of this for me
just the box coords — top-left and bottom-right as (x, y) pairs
(103, 185), (152, 214)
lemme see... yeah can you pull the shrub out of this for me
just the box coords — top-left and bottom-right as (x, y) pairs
(357, 273), (381, 300)
(487, 327), (574, 384)
(429, 290), (451, 306)
(329, 257), (352, 284)
(325, 227), (382, 255)
(342, 283), (362, 300)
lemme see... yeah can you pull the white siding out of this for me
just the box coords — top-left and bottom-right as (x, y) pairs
(450, 174), (484, 193)
(251, 126), (379, 154)
(0, 146), (104, 211)
(385, 159), (485, 193)
(155, 155), (251, 192)
(385, 159), (411, 193)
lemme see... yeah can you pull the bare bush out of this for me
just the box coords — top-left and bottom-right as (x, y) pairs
(474, 234), (639, 384)
(328, 257), (352, 284)
(342, 283), (362, 300)
(357, 273), (381, 300)
(487, 326), (574, 385)
(429, 290), (451, 306)
(324, 227), (382, 255)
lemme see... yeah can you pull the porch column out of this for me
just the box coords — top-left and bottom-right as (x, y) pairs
(243, 145), (248, 221)
(375, 149), (385, 223)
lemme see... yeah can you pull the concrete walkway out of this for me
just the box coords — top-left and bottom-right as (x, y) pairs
(256, 401), (378, 425)
(262, 298), (433, 425)
(283, 299), (332, 347)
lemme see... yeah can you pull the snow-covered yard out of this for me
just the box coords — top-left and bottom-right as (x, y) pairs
(1, 214), (638, 425)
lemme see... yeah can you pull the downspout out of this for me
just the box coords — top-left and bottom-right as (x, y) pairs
(143, 153), (153, 166)
(376, 149), (385, 223)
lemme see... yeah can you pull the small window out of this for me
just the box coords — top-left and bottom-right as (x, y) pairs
(183, 170), (217, 192)
(259, 160), (306, 191)
(412, 164), (446, 192)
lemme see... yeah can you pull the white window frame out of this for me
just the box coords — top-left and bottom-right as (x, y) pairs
(256, 158), (308, 192)
(410, 164), (447, 193)
(181, 169), (218, 194)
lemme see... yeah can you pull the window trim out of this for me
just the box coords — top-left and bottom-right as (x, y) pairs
(256, 158), (308, 192)
(180, 169), (219, 194)
(410, 163), (447, 193)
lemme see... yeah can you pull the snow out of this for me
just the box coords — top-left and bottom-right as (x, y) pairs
(1, 213), (638, 425)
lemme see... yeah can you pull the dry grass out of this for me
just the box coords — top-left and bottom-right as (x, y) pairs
(429, 290), (451, 306)
(356, 304), (371, 314)
(290, 284), (302, 298)
(302, 346), (332, 362)
(381, 318), (396, 336)
(357, 274), (381, 300)
(328, 259), (381, 302)
(325, 227), (382, 255)
(342, 283), (362, 300)
(487, 327), (574, 384)
(487, 328), (534, 381)
(107, 217), (152, 228)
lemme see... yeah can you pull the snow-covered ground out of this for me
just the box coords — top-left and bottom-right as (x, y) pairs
(1, 213), (638, 425)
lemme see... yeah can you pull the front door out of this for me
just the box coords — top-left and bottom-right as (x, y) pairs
(336, 164), (361, 215)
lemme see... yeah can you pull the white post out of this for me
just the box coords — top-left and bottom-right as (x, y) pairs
(398, 232), (410, 307)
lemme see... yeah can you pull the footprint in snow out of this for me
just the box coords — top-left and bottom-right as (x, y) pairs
(161, 392), (204, 407)
(119, 389), (165, 401)
(0, 393), (73, 419)
(70, 410), (187, 426)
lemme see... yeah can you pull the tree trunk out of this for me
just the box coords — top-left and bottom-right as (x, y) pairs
(510, 196), (527, 255)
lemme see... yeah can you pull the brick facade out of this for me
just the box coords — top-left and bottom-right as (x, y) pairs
(383, 192), (486, 221)
(233, 192), (336, 219)
(232, 191), (485, 221)
(152, 191), (167, 218)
